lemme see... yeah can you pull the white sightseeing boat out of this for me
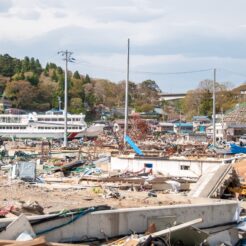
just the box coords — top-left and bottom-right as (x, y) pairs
(0, 109), (87, 139)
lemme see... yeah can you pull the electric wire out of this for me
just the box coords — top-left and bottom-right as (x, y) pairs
(131, 68), (213, 75)
(74, 59), (214, 76)
(72, 58), (246, 81)
(218, 68), (246, 78)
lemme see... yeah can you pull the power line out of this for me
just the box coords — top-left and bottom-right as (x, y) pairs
(57, 56), (246, 79)
(74, 60), (125, 73)
(131, 68), (213, 75)
(218, 68), (246, 78)
(74, 58), (246, 79)
(75, 59), (213, 75)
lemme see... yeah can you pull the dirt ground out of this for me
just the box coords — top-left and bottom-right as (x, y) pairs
(0, 175), (209, 214)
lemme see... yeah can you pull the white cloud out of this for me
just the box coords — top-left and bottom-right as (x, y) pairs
(1, 0), (246, 91)
(0, 0), (12, 13)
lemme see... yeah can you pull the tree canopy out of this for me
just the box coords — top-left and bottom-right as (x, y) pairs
(182, 80), (237, 120)
(0, 53), (243, 121)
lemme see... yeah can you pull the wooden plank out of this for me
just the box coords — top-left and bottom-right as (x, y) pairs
(0, 236), (46, 246)
(0, 239), (88, 246)
(0, 240), (16, 245)
(49, 243), (88, 246)
(139, 218), (203, 241)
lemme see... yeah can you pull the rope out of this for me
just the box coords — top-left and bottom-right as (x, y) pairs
(36, 206), (96, 235)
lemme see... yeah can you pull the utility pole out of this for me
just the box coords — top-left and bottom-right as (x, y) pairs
(58, 50), (75, 147)
(213, 68), (216, 146)
(58, 96), (61, 111)
(221, 107), (224, 141)
(124, 38), (130, 145)
(179, 110), (181, 134)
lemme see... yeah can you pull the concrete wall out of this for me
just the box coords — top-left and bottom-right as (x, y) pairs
(110, 157), (224, 179)
(31, 201), (239, 243)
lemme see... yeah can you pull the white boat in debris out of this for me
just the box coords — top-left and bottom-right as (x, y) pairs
(0, 109), (87, 139)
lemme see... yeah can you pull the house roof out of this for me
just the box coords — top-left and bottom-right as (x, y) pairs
(193, 116), (211, 121)
(159, 122), (174, 126)
(224, 104), (246, 124)
(174, 123), (193, 127)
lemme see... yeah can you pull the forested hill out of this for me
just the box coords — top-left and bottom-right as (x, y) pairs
(0, 54), (161, 114)
(1, 54), (244, 120)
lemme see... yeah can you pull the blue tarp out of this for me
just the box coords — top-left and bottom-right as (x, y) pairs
(230, 143), (246, 154)
(125, 135), (144, 156)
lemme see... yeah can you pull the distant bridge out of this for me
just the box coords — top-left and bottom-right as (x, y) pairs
(159, 93), (187, 101)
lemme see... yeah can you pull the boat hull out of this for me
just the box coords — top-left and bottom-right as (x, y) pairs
(0, 130), (86, 139)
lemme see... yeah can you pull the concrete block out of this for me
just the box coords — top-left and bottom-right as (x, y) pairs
(0, 214), (36, 240)
(207, 228), (239, 246)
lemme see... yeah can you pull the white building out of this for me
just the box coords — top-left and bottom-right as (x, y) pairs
(110, 156), (233, 179)
(206, 122), (246, 141)
(206, 123), (225, 141)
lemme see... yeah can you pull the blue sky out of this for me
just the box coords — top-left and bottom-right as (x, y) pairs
(0, 0), (246, 92)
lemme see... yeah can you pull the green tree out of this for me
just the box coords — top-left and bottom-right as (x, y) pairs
(5, 80), (36, 109)
(182, 79), (233, 119)
(73, 70), (80, 79)
(135, 103), (154, 112)
(200, 89), (213, 116)
(69, 97), (84, 113)
(56, 66), (63, 75)
(83, 74), (91, 84)
(35, 59), (42, 75)
(141, 79), (161, 93)
(45, 63), (50, 71)
(0, 54), (15, 76)
(13, 59), (22, 74)
(69, 78), (84, 100)
(36, 81), (58, 110)
(22, 56), (30, 72)
(26, 73), (39, 86)
(49, 63), (57, 69)
(51, 70), (58, 82)
(12, 72), (25, 81)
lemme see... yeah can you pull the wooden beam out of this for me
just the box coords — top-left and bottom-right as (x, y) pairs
(139, 218), (203, 241)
